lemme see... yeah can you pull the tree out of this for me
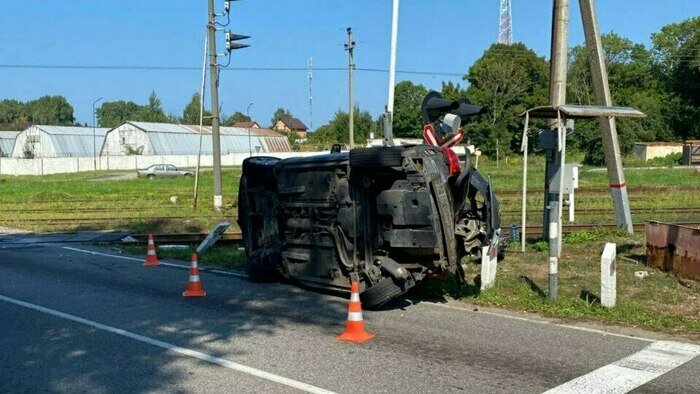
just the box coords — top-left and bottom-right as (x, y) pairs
(181, 93), (212, 125)
(652, 17), (700, 139)
(440, 81), (468, 101)
(568, 33), (673, 163)
(96, 100), (142, 128)
(25, 95), (75, 125)
(392, 81), (428, 137)
(224, 111), (251, 126)
(270, 108), (292, 127)
(0, 99), (29, 129)
(308, 106), (376, 145)
(464, 43), (549, 155)
(135, 91), (169, 123)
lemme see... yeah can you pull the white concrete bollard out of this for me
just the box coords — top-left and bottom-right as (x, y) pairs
(480, 246), (498, 291)
(600, 242), (617, 308)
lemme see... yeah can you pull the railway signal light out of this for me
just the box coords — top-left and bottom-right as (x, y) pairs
(225, 30), (250, 52)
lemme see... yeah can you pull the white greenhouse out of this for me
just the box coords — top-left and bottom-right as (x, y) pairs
(11, 125), (109, 158)
(0, 131), (19, 157)
(100, 121), (291, 156)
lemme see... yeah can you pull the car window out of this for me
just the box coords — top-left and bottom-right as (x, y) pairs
(167, 165), (176, 171)
(155, 164), (165, 171)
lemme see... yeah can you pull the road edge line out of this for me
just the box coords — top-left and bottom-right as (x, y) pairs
(0, 293), (336, 394)
(61, 246), (248, 279)
(422, 301), (658, 343)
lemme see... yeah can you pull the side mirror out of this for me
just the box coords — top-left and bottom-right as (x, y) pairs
(330, 143), (342, 153)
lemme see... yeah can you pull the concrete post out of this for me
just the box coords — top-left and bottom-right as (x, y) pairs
(579, 0), (633, 233)
(600, 242), (617, 308)
(480, 246), (498, 291)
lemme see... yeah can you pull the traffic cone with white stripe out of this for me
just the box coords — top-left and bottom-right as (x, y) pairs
(182, 253), (206, 297)
(336, 281), (374, 343)
(143, 233), (160, 267)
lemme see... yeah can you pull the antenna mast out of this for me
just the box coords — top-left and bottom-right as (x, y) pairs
(498, 0), (513, 45)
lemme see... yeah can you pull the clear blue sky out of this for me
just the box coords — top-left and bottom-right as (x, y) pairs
(1, 1), (698, 129)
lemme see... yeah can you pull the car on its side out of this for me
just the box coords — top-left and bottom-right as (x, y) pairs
(237, 92), (503, 309)
(137, 164), (194, 179)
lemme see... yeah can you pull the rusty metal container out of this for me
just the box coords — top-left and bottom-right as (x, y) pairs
(646, 221), (700, 279)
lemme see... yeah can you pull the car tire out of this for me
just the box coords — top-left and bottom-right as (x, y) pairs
(242, 156), (280, 190)
(349, 146), (405, 168)
(360, 276), (409, 309)
(147, 174), (155, 180)
(245, 255), (279, 282)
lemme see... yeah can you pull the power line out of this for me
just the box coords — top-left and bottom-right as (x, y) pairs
(0, 63), (464, 77)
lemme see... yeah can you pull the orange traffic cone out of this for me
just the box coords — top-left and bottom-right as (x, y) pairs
(143, 233), (160, 267)
(183, 253), (206, 297)
(336, 281), (375, 343)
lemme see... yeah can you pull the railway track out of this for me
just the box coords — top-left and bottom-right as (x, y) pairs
(128, 221), (700, 244)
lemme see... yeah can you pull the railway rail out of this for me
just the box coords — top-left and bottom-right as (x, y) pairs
(128, 221), (700, 244)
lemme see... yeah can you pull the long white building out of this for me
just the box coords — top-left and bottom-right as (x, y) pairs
(100, 122), (290, 156)
(11, 125), (109, 158)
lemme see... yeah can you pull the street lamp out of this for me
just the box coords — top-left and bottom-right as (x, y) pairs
(246, 101), (254, 157)
(92, 97), (103, 171)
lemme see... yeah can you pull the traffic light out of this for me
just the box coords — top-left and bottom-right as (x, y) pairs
(225, 30), (250, 52)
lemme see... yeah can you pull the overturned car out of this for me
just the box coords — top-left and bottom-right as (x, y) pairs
(238, 92), (502, 308)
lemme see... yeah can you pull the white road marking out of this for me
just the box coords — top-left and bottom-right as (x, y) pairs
(61, 246), (247, 279)
(544, 340), (700, 393)
(0, 294), (336, 394)
(62, 247), (681, 345)
(422, 301), (658, 343)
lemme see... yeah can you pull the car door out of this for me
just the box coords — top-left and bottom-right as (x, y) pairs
(165, 165), (178, 177)
(154, 164), (166, 177)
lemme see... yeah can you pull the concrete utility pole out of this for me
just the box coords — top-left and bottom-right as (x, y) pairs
(92, 97), (103, 172)
(207, 0), (223, 210)
(545, 0), (570, 301)
(579, 0), (633, 233)
(384, 0), (399, 144)
(345, 27), (355, 148)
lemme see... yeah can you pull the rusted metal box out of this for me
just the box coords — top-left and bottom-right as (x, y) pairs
(646, 221), (700, 279)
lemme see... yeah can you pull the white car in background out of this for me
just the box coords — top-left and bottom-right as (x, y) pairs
(137, 164), (194, 179)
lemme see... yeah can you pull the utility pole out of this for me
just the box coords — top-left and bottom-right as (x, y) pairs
(545, 0), (570, 301)
(207, 0), (223, 210)
(579, 0), (633, 234)
(384, 0), (399, 145)
(345, 27), (355, 148)
(308, 57), (313, 131)
(92, 97), (103, 172)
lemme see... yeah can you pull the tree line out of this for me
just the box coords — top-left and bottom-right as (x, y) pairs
(1, 17), (697, 163)
(313, 17), (699, 164)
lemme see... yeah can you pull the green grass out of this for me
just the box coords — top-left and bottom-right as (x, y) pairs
(416, 230), (700, 339)
(0, 168), (242, 233)
(117, 243), (246, 271)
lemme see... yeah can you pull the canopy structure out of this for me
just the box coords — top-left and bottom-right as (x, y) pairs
(520, 105), (646, 120)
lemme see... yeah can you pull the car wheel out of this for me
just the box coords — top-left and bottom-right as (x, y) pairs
(245, 255), (279, 282)
(360, 276), (410, 309)
(349, 146), (405, 168)
(147, 174), (155, 180)
(242, 156), (280, 190)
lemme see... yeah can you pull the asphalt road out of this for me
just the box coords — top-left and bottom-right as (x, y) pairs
(1, 240), (698, 393)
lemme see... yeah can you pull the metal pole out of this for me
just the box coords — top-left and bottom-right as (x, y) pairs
(579, 0), (633, 233)
(520, 113), (529, 253)
(385, 0), (399, 144)
(346, 27), (355, 148)
(546, 0), (570, 301)
(92, 97), (103, 172)
(193, 29), (208, 210)
(207, 0), (223, 210)
(246, 101), (254, 157)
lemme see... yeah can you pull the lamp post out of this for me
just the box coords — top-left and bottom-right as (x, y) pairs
(92, 97), (103, 171)
(246, 101), (254, 157)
